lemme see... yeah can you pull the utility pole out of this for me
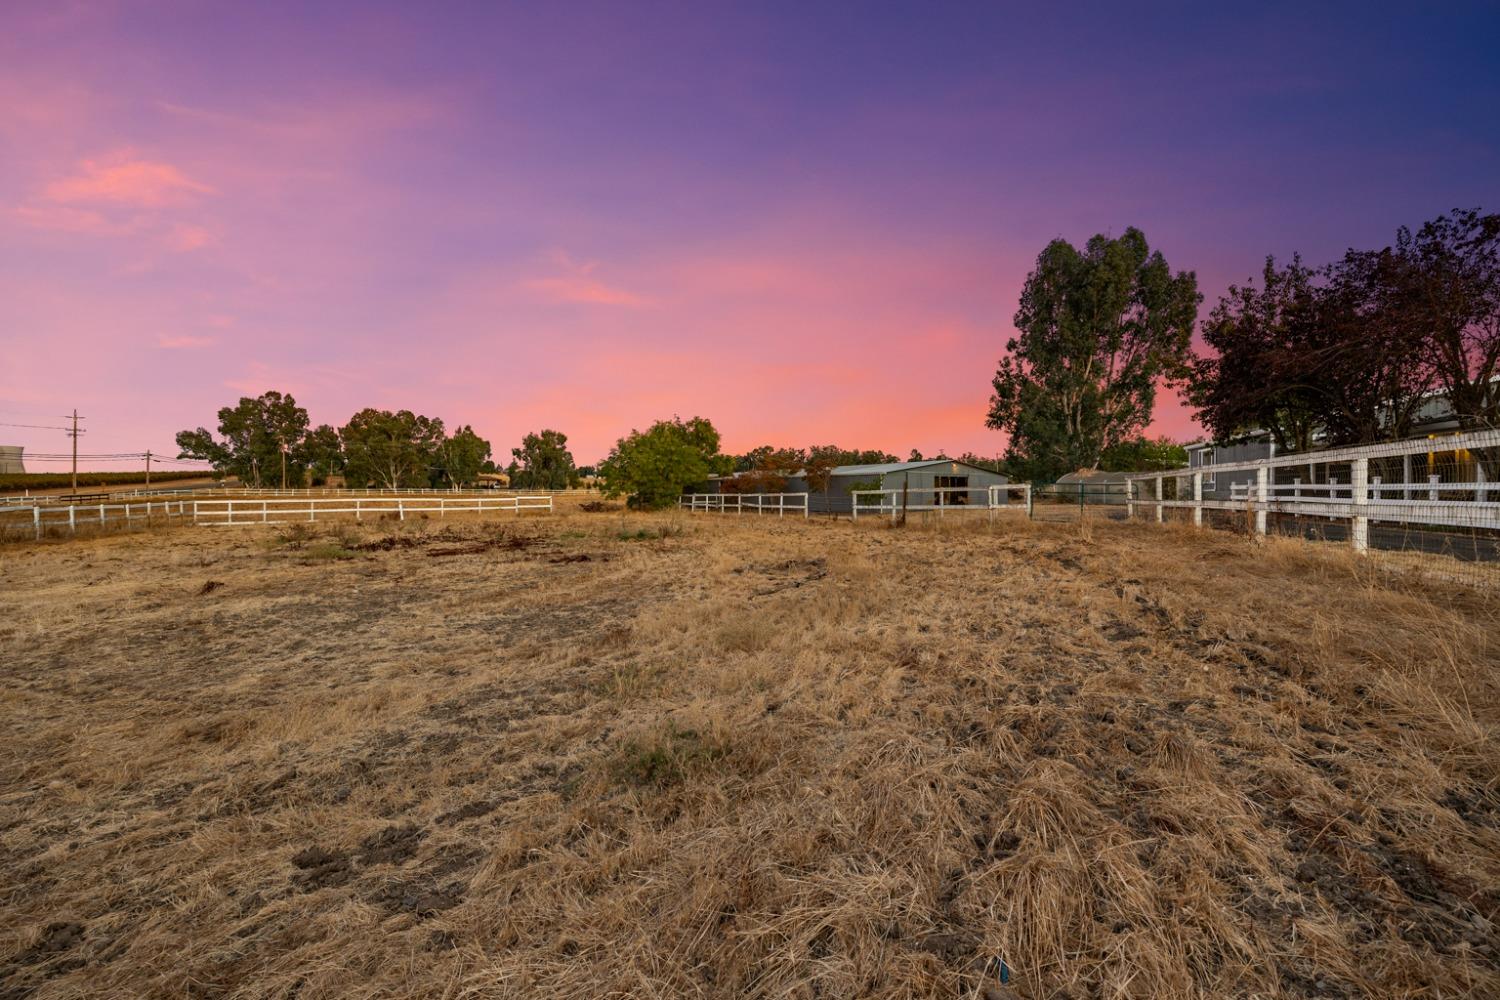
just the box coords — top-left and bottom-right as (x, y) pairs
(281, 442), (288, 489)
(65, 409), (85, 492)
(145, 450), (152, 489)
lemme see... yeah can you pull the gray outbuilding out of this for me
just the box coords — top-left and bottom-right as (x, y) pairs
(1054, 468), (1130, 504)
(708, 459), (1008, 515)
(0, 445), (24, 475)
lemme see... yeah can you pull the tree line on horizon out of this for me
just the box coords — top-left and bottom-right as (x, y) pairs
(174, 396), (1189, 506)
(175, 399), (585, 491)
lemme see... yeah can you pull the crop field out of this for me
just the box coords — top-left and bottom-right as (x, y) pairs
(1, 510), (1497, 999)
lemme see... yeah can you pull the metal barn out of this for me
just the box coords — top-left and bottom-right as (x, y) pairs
(784, 459), (1009, 514)
(702, 460), (1008, 514)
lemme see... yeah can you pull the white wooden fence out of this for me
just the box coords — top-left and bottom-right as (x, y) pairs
(679, 493), (810, 517)
(852, 484), (1032, 521)
(109, 486), (597, 499)
(0, 494), (554, 540)
(1121, 428), (1500, 553)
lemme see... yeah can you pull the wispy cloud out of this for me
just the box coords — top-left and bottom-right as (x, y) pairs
(42, 151), (213, 206)
(158, 334), (216, 350)
(168, 223), (216, 252)
(13, 202), (124, 235)
(523, 252), (651, 307)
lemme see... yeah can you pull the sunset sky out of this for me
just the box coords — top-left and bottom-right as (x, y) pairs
(3, 2), (1498, 468)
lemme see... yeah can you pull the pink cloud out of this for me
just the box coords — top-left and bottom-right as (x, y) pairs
(524, 275), (650, 306)
(522, 251), (651, 307)
(13, 202), (125, 235)
(168, 223), (215, 251)
(43, 152), (213, 206)
(158, 334), (216, 350)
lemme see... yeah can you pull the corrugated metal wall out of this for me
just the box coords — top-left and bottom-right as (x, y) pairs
(819, 464), (1008, 514)
(699, 462), (1007, 514)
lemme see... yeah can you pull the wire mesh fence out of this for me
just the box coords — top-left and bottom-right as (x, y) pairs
(1122, 430), (1500, 590)
(1029, 482), (1131, 522)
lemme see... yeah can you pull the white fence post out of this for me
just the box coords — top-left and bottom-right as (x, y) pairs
(69, 506), (76, 534)
(1254, 466), (1269, 536)
(33, 506), (40, 540)
(1428, 474), (1439, 502)
(1126, 480), (1134, 519)
(398, 499), (405, 521)
(1192, 471), (1203, 527)
(1154, 477), (1163, 523)
(1351, 457), (1369, 553)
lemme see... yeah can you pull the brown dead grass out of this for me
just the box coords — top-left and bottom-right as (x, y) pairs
(0, 511), (1496, 999)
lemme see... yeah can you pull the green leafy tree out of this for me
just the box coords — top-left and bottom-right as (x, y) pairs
(175, 390), (311, 487)
(956, 453), (1005, 474)
(807, 445), (898, 466)
(510, 429), (578, 490)
(598, 416), (730, 509)
(733, 445), (777, 474)
(297, 424), (345, 485)
(737, 444), (898, 472)
(988, 228), (1200, 481)
(340, 409), (445, 489)
(438, 426), (492, 488)
(1098, 436), (1188, 472)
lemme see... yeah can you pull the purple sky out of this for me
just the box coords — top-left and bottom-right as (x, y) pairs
(3, 2), (1498, 469)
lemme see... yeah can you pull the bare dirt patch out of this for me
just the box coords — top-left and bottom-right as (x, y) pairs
(0, 511), (1496, 998)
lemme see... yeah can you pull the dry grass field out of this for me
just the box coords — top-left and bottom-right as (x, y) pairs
(1, 509), (1497, 999)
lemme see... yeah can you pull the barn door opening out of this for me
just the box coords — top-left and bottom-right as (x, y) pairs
(934, 475), (969, 505)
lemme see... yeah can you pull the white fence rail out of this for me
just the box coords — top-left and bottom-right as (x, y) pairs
(1, 494), (554, 540)
(679, 493), (809, 517)
(1121, 428), (1500, 553)
(852, 484), (1032, 521)
(109, 486), (597, 499)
